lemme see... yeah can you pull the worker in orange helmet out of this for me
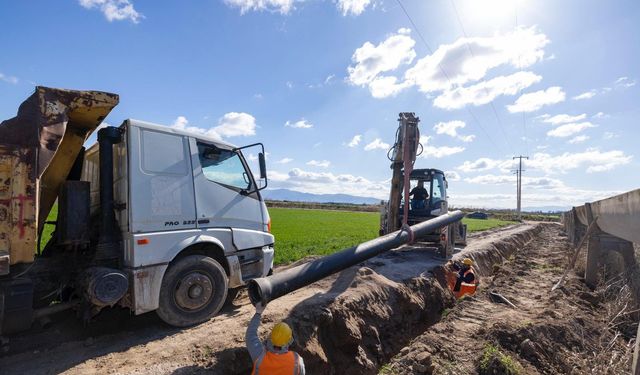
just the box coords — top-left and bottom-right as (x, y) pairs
(451, 257), (478, 298)
(245, 302), (306, 374)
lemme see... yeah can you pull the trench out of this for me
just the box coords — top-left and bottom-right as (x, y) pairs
(212, 223), (545, 375)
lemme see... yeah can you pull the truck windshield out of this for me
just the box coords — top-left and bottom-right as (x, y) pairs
(197, 142), (251, 190)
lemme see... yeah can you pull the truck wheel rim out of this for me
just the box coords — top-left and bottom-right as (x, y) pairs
(174, 272), (214, 311)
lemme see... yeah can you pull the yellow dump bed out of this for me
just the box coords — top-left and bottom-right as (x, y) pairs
(0, 87), (119, 266)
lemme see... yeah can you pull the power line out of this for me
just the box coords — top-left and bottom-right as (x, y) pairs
(394, 0), (507, 156)
(515, 0), (529, 157)
(448, 0), (514, 155)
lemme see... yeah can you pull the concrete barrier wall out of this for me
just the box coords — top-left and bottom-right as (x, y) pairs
(563, 188), (640, 374)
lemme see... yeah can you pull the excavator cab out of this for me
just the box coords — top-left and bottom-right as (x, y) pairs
(400, 168), (449, 224)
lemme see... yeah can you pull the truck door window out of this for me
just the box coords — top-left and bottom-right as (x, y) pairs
(197, 143), (251, 191)
(141, 129), (189, 175)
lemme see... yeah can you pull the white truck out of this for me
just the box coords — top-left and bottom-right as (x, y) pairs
(0, 87), (274, 332)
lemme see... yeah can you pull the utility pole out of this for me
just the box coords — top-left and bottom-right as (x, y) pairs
(512, 156), (528, 220)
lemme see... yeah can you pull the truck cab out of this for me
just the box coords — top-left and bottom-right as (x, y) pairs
(83, 119), (274, 326)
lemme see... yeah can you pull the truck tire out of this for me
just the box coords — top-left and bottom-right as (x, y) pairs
(156, 255), (228, 327)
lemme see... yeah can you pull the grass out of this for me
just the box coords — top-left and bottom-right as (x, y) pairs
(270, 208), (516, 265)
(269, 208), (379, 265)
(479, 344), (521, 374)
(39, 203), (58, 252)
(463, 217), (516, 232)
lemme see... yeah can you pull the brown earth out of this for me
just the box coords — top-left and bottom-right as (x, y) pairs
(385, 224), (637, 374)
(0, 223), (634, 374)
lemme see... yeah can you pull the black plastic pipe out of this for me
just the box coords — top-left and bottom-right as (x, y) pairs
(97, 127), (122, 246)
(248, 210), (465, 306)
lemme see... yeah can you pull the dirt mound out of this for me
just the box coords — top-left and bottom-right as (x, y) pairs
(385, 224), (636, 375)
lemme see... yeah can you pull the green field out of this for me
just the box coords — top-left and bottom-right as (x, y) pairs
(39, 204), (58, 252)
(269, 208), (379, 264)
(40, 206), (515, 264)
(270, 208), (516, 265)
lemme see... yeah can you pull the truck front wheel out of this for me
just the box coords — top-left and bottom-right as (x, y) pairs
(156, 255), (228, 327)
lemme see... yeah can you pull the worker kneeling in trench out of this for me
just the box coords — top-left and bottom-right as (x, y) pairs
(446, 258), (479, 299)
(245, 302), (306, 374)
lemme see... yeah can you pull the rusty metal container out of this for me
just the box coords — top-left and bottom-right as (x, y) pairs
(0, 87), (119, 269)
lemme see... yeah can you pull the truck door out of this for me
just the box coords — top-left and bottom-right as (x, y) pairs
(129, 126), (197, 233)
(190, 139), (263, 234)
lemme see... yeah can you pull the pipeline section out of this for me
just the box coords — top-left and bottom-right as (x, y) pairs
(248, 210), (465, 306)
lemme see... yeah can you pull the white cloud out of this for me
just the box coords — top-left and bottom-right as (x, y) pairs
(433, 71), (542, 110)
(406, 26), (549, 94)
(432, 120), (475, 142)
(364, 138), (390, 151)
(347, 29), (416, 88)
(614, 76), (636, 88)
(306, 160), (331, 168)
(336, 0), (371, 16)
(0, 72), (18, 84)
(546, 122), (595, 138)
(434, 120), (465, 137)
(420, 136), (465, 158)
(593, 112), (609, 119)
(368, 76), (412, 98)
(277, 157), (293, 164)
(78, 0), (143, 23)
(527, 149), (632, 174)
(224, 0), (293, 14)
(568, 135), (589, 144)
(457, 158), (500, 172)
(214, 112), (257, 137)
(603, 132), (617, 139)
(450, 187), (624, 210)
(347, 134), (362, 147)
(445, 171), (461, 181)
(172, 116), (189, 129)
(541, 113), (587, 125)
(285, 119), (314, 129)
(507, 86), (565, 113)
(572, 90), (596, 100)
(348, 26), (550, 106)
(271, 168), (388, 199)
(464, 174), (564, 189)
(171, 113), (256, 140)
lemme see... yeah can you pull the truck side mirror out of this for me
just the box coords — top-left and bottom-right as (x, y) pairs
(259, 152), (267, 180)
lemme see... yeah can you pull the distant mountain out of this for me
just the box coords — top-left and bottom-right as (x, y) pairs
(522, 205), (570, 213)
(262, 188), (381, 205)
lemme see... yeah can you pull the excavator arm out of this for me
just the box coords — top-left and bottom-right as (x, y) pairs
(383, 112), (421, 234)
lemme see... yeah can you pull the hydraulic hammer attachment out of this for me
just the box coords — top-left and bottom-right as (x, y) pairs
(0, 87), (119, 268)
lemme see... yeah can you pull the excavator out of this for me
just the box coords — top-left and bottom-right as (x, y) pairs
(379, 112), (467, 258)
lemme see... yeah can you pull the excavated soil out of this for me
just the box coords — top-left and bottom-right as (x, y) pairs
(3, 222), (632, 375)
(386, 224), (637, 374)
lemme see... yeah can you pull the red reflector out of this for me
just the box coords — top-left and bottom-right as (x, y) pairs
(440, 234), (446, 241)
(137, 238), (149, 245)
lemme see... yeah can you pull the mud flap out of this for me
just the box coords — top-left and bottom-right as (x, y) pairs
(0, 278), (33, 334)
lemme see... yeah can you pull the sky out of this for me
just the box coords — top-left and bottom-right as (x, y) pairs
(0, 0), (638, 209)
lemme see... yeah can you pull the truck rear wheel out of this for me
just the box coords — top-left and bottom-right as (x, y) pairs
(156, 255), (228, 327)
